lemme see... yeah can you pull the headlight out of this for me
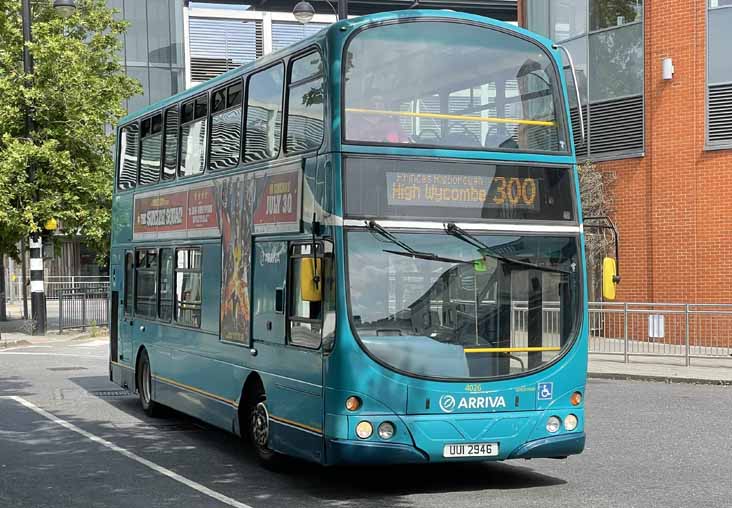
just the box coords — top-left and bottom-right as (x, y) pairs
(564, 414), (578, 431)
(356, 421), (373, 439)
(546, 416), (561, 433)
(378, 422), (395, 440)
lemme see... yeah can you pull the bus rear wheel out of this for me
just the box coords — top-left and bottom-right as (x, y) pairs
(137, 350), (160, 417)
(248, 395), (284, 469)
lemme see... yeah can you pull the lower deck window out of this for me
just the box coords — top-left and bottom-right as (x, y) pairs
(175, 248), (202, 327)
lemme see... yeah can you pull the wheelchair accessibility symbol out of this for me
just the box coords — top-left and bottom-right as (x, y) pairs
(537, 382), (553, 400)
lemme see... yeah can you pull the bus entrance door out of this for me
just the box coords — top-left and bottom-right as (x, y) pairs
(251, 241), (324, 463)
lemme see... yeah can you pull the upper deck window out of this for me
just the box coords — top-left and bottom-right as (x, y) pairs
(286, 51), (325, 153)
(179, 94), (208, 178)
(118, 123), (139, 190)
(209, 80), (243, 171)
(139, 113), (163, 186)
(344, 21), (568, 153)
(245, 64), (284, 163)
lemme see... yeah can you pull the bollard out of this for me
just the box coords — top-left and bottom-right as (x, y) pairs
(685, 304), (690, 367)
(623, 302), (629, 363)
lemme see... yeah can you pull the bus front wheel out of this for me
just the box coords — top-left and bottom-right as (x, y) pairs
(137, 349), (160, 417)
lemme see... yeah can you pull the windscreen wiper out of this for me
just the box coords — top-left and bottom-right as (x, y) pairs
(367, 220), (468, 264)
(444, 223), (571, 274)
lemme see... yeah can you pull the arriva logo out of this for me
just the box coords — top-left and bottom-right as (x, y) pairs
(439, 395), (457, 412)
(438, 394), (506, 413)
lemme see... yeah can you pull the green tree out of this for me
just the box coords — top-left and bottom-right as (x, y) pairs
(0, 0), (140, 261)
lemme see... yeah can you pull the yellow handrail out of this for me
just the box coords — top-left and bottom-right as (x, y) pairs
(464, 346), (562, 354)
(345, 108), (557, 127)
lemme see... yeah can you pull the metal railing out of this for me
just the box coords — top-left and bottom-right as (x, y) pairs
(588, 303), (732, 364)
(7, 275), (109, 301)
(58, 287), (108, 332)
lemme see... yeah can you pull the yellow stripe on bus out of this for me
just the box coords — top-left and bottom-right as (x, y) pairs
(464, 346), (562, 354)
(345, 108), (557, 127)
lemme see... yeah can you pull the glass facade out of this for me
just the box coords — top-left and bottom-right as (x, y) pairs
(707, 2), (732, 146)
(110, 0), (186, 114)
(526, 0), (644, 159)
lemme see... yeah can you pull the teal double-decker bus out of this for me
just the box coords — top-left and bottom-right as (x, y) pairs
(110, 9), (595, 467)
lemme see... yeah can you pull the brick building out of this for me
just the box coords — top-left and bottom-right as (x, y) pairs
(519, 0), (732, 303)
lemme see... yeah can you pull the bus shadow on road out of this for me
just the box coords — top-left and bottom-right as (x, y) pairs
(64, 374), (567, 503)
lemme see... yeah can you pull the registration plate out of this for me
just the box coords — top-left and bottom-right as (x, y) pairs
(443, 442), (499, 458)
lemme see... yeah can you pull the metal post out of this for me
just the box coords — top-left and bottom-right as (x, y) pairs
(21, 239), (28, 319)
(30, 236), (46, 335)
(623, 302), (629, 363)
(81, 288), (87, 332)
(338, 0), (348, 20)
(685, 304), (691, 367)
(23, 0), (47, 335)
(58, 289), (64, 332)
(0, 255), (6, 321)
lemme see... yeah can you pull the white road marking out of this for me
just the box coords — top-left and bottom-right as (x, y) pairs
(73, 340), (109, 348)
(0, 345), (52, 351)
(0, 352), (107, 359)
(0, 396), (254, 508)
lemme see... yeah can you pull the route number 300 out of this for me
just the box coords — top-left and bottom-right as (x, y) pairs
(492, 177), (537, 206)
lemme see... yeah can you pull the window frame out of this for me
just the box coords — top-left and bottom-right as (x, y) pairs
(286, 242), (324, 350)
(208, 77), (245, 172)
(138, 111), (164, 187)
(158, 247), (174, 323)
(124, 251), (135, 316)
(134, 248), (159, 319)
(162, 105), (180, 181)
(117, 122), (140, 191)
(284, 47), (326, 155)
(178, 93), (210, 179)
(174, 246), (203, 329)
(244, 61), (286, 164)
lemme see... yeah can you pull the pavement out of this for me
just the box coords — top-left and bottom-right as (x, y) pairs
(2, 317), (732, 385)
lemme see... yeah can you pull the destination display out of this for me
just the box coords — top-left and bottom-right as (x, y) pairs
(345, 157), (575, 222)
(386, 172), (539, 210)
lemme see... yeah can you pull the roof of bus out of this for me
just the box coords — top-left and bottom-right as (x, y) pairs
(117, 9), (557, 127)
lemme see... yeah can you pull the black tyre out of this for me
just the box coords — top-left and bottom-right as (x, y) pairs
(248, 394), (285, 469)
(137, 350), (160, 417)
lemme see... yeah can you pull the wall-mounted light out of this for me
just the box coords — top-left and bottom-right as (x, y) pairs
(662, 57), (674, 80)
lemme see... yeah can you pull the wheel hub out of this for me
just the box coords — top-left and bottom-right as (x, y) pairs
(251, 402), (270, 449)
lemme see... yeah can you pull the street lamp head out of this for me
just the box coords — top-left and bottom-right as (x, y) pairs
(293, 1), (315, 24)
(53, 0), (76, 18)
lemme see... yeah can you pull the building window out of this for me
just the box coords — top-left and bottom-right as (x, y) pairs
(135, 249), (158, 319)
(163, 106), (179, 180)
(245, 64), (284, 163)
(707, 1), (732, 147)
(286, 51), (325, 153)
(179, 95), (208, 177)
(118, 123), (139, 190)
(527, 0), (644, 159)
(209, 80), (243, 171)
(175, 248), (202, 328)
(139, 113), (163, 186)
(159, 248), (174, 321)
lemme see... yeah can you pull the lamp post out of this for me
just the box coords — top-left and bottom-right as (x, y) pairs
(293, 1), (347, 23)
(22, 0), (76, 335)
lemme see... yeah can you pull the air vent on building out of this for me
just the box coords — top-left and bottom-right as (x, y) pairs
(570, 105), (588, 158)
(588, 95), (643, 156)
(708, 83), (732, 145)
(189, 18), (263, 83)
(271, 21), (329, 53)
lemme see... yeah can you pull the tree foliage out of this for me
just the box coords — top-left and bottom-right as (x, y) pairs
(0, 0), (140, 260)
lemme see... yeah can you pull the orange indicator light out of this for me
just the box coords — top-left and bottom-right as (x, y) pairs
(346, 396), (362, 411)
(571, 392), (582, 406)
